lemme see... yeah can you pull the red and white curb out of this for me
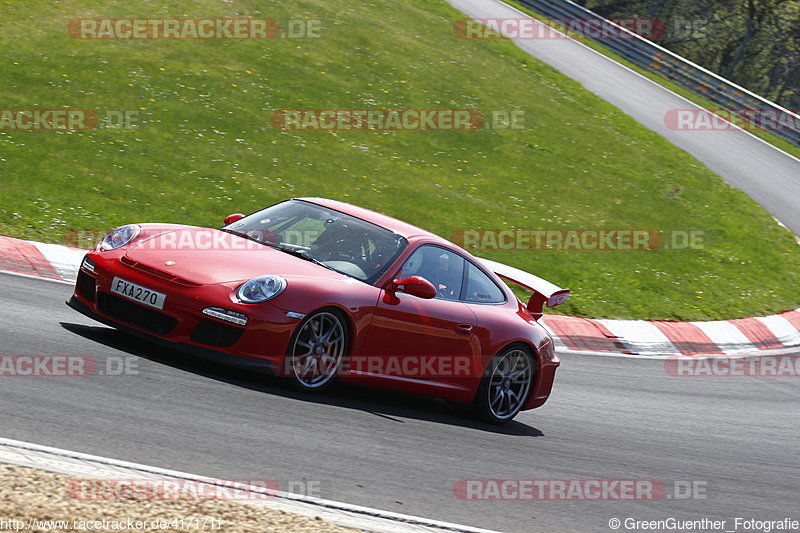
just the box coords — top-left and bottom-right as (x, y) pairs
(2, 235), (799, 357)
(0, 437), (499, 533)
(0, 235), (85, 282)
(540, 313), (800, 357)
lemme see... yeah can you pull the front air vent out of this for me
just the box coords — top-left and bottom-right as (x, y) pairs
(190, 320), (244, 347)
(76, 270), (96, 302)
(97, 292), (177, 334)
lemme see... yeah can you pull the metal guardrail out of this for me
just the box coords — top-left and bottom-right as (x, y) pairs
(513, 0), (800, 148)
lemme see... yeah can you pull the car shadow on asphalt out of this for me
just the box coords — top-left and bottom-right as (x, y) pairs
(60, 321), (544, 437)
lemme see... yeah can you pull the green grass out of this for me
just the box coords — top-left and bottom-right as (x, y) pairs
(1, 0), (799, 321)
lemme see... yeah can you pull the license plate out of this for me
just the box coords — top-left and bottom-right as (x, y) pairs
(110, 277), (167, 310)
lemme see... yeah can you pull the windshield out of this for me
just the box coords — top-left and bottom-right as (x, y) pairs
(222, 200), (408, 284)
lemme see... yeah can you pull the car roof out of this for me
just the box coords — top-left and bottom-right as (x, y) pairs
(295, 197), (451, 243)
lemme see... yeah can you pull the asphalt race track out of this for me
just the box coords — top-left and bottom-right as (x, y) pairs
(1, 273), (798, 532)
(449, 0), (800, 236)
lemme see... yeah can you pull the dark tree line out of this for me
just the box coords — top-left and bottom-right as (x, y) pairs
(577, 0), (800, 109)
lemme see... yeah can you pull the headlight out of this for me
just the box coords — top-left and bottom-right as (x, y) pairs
(99, 224), (140, 251)
(237, 275), (287, 303)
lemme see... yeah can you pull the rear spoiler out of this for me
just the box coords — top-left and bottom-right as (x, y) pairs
(479, 258), (570, 320)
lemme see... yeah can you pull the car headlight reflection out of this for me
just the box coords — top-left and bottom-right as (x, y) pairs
(99, 224), (141, 251)
(237, 275), (287, 303)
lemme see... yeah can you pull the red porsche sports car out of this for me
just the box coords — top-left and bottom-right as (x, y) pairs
(67, 198), (569, 423)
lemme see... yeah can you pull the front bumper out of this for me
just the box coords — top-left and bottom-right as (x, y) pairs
(66, 295), (271, 371)
(68, 251), (301, 372)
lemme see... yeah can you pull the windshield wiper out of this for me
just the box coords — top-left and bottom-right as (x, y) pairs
(274, 244), (333, 270)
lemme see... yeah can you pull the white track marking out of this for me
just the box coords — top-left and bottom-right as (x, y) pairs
(596, 319), (678, 355)
(28, 241), (85, 282)
(691, 320), (756, 355)
(756, 314), (800, 346)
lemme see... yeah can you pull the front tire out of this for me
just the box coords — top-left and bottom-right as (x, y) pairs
(473, 345), (536, 424)
(286, 310), (348, 392)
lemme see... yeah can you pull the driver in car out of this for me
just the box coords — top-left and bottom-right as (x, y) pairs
(311, 225), (351, 260)
(433, 253), (459, 299)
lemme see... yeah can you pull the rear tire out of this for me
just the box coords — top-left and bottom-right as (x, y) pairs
(472, 345), (536, 424)
(285, 309), (348, 392)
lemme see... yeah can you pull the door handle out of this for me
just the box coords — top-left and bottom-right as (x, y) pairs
(456, 323), (474, 335)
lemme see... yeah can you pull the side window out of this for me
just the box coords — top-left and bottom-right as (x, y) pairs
(463, 262), (506, 303)
(399, 246), (465, 300)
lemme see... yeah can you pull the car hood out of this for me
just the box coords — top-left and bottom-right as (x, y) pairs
(124, 227), (351, 285)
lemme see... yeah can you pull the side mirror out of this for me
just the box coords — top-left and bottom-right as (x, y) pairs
(224, 213), (245, 226)
(391, 276), (436, 299)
